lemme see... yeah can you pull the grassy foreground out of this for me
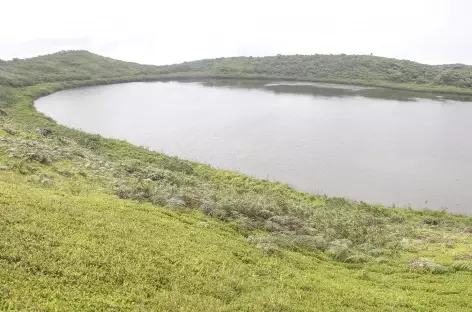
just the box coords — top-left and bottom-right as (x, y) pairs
(0, 51), (472, 311)
(1, 172), (471, 311)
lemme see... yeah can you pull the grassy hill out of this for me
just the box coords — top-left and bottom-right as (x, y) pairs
(0, 51), (472, 311)
(0, 51), (162, 87)
(2, 50), (472, 93)
(161, 54), (472, 94)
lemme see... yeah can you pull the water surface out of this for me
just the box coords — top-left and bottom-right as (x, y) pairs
(35, 80), (472, 214)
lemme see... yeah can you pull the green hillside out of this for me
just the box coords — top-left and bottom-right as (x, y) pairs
(0, 51), (472, 311)
(0, 51), (161, 87)
(3, 50), (472, 93)
(161, 54), (472, 94)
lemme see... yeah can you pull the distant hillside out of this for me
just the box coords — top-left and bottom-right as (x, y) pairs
(161, 54), (472, 93)
(1, 51), (472, 94)
(0, 50), (161, 87)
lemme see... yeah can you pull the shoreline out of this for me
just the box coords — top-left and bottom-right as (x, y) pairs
(26, 78), (471, 216)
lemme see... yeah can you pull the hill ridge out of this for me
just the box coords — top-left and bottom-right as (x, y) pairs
(1, 50), (472, 95)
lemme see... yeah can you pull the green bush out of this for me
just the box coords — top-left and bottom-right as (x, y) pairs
(408, 257), (451, 274)
(451, 261), (472, 272)
(421, 217), (441, 226)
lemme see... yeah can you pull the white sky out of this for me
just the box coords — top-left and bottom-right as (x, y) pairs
(1, 0), (471, 65)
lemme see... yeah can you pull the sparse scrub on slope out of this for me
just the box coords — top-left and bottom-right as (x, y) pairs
(1, 124), (470, 263)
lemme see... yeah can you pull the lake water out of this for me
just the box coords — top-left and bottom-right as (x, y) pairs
(35, 80), (472, 214)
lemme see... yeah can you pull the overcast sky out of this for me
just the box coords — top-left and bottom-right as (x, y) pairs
(2, 0), (471, 65)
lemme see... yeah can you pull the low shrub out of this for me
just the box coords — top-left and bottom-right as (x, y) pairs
(275, 235), (329, 252)
(247, 236), (280, 256)
(408, 257), (450, 274)
(327, 239), (353, 261)
(345, 254), (371, 263)
(421, 217), (441, 226)
(165, 197), (186, 209)
(390, 215), (405, 223)
(451, 261), (472, 272)
(2, 125), (18, 136)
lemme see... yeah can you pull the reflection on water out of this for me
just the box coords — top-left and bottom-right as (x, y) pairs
(201, 79), (472, 102)
(35, 80), (472, 214)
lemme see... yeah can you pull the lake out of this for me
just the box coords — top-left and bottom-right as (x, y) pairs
(35, 79), (472, 214)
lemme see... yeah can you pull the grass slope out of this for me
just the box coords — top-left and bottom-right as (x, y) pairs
(0, 51), (472, 311)
(1, 173), (472, 312)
